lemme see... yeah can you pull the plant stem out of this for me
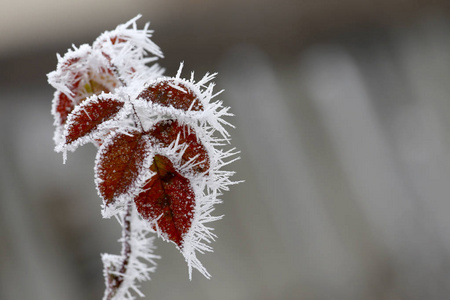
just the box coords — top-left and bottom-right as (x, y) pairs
(104, 202), (133, 300)
(131, 102), (145, 133)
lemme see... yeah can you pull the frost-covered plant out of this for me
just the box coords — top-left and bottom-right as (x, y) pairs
(48, 15), (239, 300)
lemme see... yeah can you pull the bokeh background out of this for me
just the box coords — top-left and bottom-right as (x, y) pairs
(2, 1), (450, 299)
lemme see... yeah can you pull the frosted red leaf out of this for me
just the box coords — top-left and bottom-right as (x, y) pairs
(65, 96), (124, 145)
(138, 80), (203, 111)
(55, 92), (75, 125)
(96, 130), (147, 205)
(134, 154), (195, 247)
(149, 120), (210, 174)
(54, 57), (82, 126)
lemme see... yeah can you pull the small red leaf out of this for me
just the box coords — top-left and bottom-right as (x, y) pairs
(55, 92), (75, 126)
(138, 80), (203, 111)
(149, 120), (210, 174)
(135, 154), (195, 247)
(96, 130), (147, 205)
(65, 96), (124, 145)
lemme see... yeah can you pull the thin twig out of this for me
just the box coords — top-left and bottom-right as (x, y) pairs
(104, 202), (133, 300)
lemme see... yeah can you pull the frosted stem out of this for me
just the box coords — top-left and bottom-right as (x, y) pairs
(104, 202), (132, 300)
(131, 103), (145, 133)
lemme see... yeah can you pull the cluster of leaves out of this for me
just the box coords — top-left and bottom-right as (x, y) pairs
(48, 15), (238, 300)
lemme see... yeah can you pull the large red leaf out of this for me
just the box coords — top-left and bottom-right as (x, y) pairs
(138, 80), (203, 112)
(134, 154), (195, 247)
(65, 96), (124, 145)
(96, 130), (147, 205)
(149, 120), (209, 174)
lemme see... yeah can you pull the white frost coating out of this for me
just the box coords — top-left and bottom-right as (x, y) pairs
(92, 14), (164, 87)
(48, 44), (93, 98)
(93, 14), (163, 59)
(102, 205), (160, 300)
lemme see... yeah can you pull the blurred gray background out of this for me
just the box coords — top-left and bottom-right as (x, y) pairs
(2, 1), (450, 299)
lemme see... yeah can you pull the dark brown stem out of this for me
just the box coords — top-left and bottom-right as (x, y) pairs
(106, 56), (127, 87)
(131, 102), (145, 133)
(104, 202), (132, 300)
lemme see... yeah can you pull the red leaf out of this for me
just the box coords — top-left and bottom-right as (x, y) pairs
(138, 80), (203, 111)
(135, 154), (195, 247)
(55, 91), (75, 126)
(65, 96), (124, 145)
(53, 56), (83, 126)
(149, 120), (210, 174)
(96, 130), (147, 205)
